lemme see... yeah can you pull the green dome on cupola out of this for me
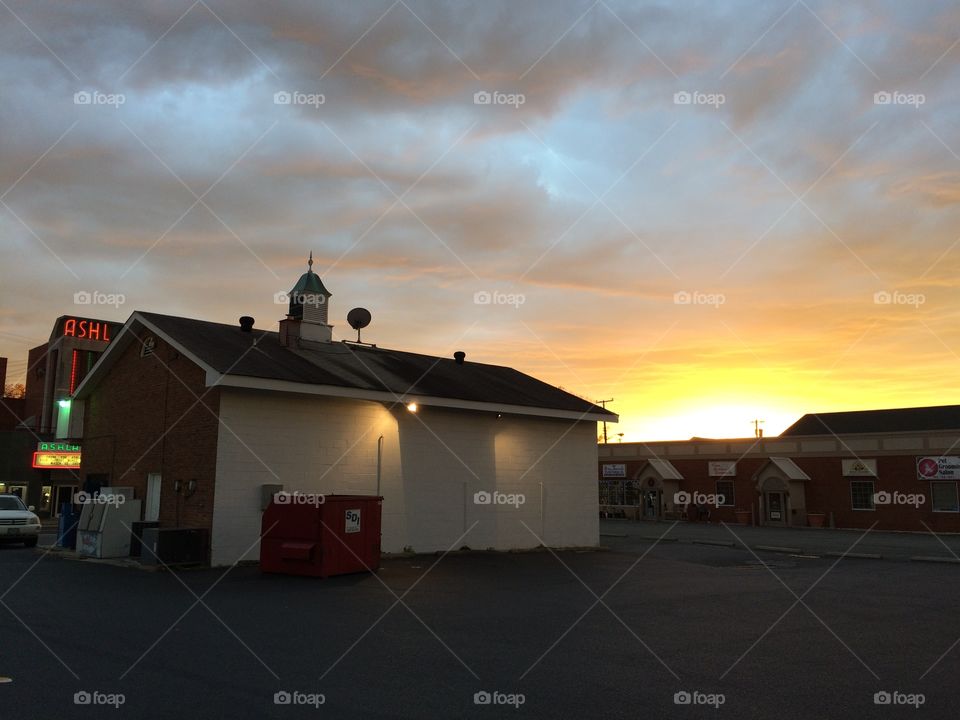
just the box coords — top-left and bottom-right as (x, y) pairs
(288, 251), (332, 320)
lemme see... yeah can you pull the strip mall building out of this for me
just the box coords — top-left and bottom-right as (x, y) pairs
(599, 406), (960, 533)
(70, 259), (614, 565)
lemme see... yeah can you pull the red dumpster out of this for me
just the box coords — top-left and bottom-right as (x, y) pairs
(260, 494), (383, 577)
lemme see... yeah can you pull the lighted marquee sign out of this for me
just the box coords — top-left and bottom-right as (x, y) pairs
(31, 442), (81, 469)
(59, 317), (115, 342)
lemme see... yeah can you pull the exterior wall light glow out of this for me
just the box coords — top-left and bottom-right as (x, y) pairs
(406, 402), (418, 413)
(58, 399), (71, 409)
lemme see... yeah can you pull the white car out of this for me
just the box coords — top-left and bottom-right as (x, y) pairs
(0, 494), (41, 547)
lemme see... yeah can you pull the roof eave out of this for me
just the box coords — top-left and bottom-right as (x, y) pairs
(212, 373), (617, 423)
(72, 312), (220, 400)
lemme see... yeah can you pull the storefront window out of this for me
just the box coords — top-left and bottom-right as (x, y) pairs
(931, 482), (959, 512)
(599, 480), (642, 506)
(851, 480), (875, 510)
(40, 486), (52, 514)
(599, 480), (615, 505)
(716, 481), (735, 506)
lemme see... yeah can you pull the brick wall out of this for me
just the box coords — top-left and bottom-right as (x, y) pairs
(80, 329), (220, 535)
(22, 344), (47, 431)
(599, 455), (960, 532)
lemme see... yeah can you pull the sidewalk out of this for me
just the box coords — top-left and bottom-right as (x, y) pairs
(600, 518), (960, 562)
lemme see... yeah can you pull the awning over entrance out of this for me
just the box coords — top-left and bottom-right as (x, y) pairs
(635, 459), (684, 519)
(642, 459), (684, 481)
(753, 457), (809, 527)
(757, 457), (810, 482)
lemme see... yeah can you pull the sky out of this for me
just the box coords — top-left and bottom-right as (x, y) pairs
(1, 0), (959, 441)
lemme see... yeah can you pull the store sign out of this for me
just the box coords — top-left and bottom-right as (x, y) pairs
(602, 464), (626, 478)
(59, 317), (113, 342)
(842, 459), (877, 477)
(917, 456), (960, 480)
(708, 461), (736, 477)
(32, 451), (81, 468)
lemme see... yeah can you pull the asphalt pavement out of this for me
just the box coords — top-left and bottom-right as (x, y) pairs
(599, 518), (960, 561)
(2, 533), (959, 719)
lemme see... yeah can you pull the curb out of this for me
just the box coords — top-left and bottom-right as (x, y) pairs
(824, 551), (883, 560)
(752, 545), (803, 554)
(638, 536), (679, 543)
(910, 555), (960, 564)
(693, 540), (736, 548)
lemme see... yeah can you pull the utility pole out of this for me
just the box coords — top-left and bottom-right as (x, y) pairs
(750, 419), (765, 438)
(596, 398), (613, 444)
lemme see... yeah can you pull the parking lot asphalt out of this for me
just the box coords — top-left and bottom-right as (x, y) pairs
(599, 518), (960, 561)
(2, 536), (959, 719)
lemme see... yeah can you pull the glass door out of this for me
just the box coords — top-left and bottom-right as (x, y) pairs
(767, 492), (784, 522)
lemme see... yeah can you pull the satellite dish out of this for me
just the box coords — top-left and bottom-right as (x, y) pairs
(347, 307), (372, 342)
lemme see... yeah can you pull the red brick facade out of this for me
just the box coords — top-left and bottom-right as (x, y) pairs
(600, 454), (960, 533)
(80, 330), (220, 532)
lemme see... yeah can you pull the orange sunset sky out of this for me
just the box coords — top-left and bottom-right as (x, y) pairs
(2, 1), (960, 440)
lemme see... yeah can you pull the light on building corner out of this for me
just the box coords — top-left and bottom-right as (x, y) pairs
(406, 402), (418, 413)
(58, 399), (71, 409)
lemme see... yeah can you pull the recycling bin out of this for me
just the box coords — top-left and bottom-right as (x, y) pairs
(260, 495), (382, 577)
(57, 502), (78, 548)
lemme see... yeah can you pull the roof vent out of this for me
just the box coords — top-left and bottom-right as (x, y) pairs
(239, 316), (255, 332)
(454, 351), (466, 364)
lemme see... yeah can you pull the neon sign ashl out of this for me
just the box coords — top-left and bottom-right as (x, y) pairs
(62, 318), (112, 342)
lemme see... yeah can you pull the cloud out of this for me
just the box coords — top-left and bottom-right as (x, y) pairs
(2, 0), (960, 439)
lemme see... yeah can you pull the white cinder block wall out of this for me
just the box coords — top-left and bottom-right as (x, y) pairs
(212, 388), (599, 565)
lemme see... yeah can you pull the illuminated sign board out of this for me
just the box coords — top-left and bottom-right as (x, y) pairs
(37, 442), (80, 453)
(32, 452), (81, 468)
(58, 317), (116, 342)
(602, 464), (626, 478)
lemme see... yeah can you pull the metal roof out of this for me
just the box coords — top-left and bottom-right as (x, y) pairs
(290, 270), (331, 296)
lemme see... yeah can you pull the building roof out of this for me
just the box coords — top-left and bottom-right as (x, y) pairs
(644, 458), (684, 480)
(290, 269), (331, 297)
(781, 405), (960, 436)
(74, 311), (617, 423)
(754, 457), (810, 481)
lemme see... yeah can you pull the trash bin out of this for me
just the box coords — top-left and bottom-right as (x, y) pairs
(261, 495), (382, 577)
(130, 521), (160, 557)
(57, 502), (78, 548)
